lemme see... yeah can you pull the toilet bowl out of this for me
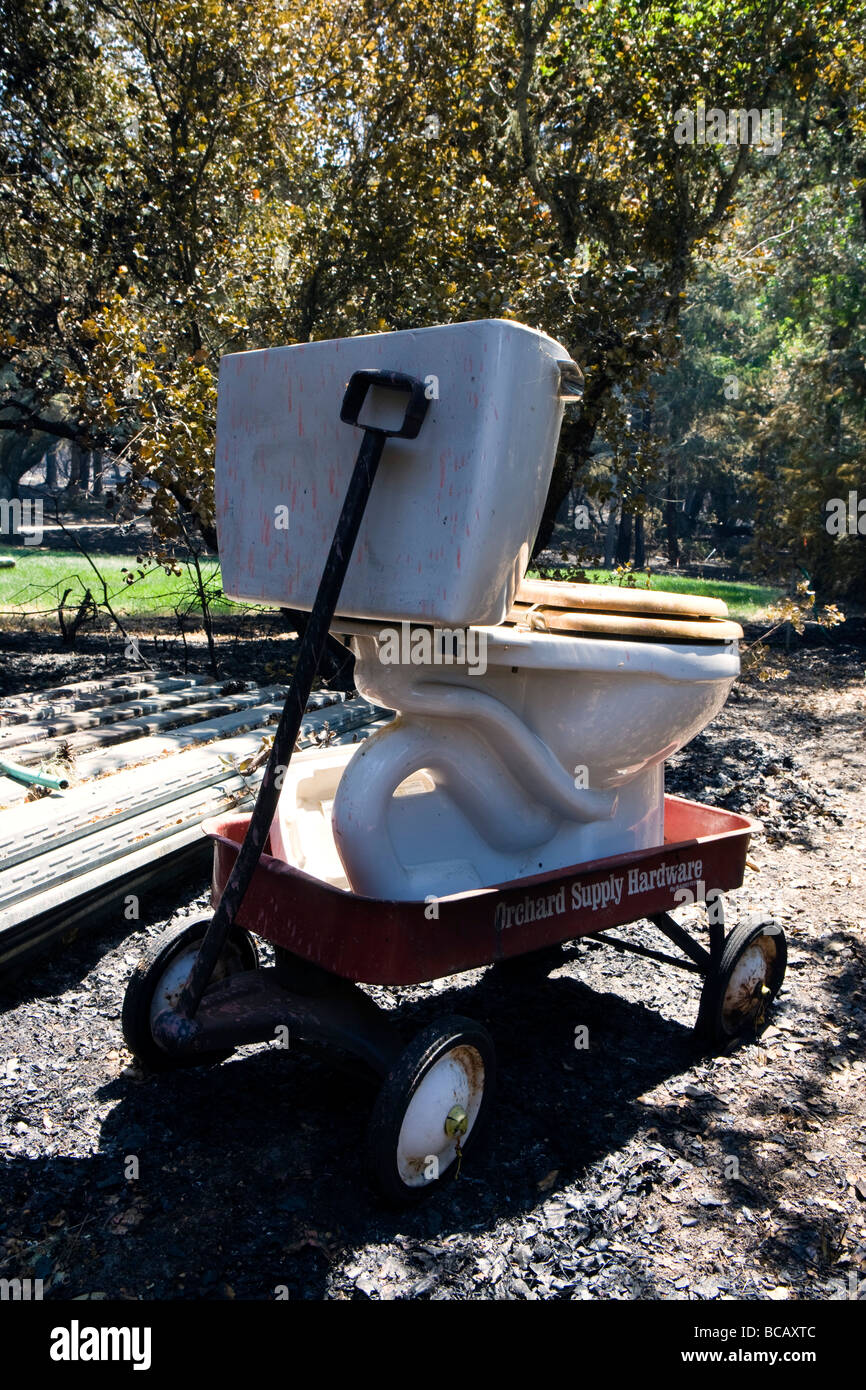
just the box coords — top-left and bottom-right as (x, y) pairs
(327, 585), (741, 900)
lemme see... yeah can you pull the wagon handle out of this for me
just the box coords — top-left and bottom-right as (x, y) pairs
(163, 371), (431, 1037)
(339, 368), (430, 438)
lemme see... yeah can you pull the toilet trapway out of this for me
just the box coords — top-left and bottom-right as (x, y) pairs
(0, 674), (388, 973)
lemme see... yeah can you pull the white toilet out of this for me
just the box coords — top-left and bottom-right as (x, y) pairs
(327, 591), (740, 900)
(215, 318), (741, 902)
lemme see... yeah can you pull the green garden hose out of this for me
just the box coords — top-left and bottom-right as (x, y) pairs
(0, 759), (68, 791)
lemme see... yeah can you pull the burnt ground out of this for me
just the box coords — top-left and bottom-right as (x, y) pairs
(0, 627), (864, 1302)
(0, 607), (308, 700)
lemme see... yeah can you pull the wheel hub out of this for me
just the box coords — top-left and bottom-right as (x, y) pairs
(722, 937), (777, 1029)
(445, 1104), (468, 1138)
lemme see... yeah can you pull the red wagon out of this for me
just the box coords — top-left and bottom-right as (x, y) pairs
(122, 790), (786, 1201)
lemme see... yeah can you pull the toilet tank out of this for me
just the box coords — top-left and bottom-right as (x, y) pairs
(215, 318), (577, 627)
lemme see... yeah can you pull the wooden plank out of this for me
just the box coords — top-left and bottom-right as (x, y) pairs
(62, 702), (287, 779)
(0, 716), (390, 958)
(0, 675), (214, 726)
(0, 670), (207, 710)
(0, 679), (248, 751)
(0, 686), (357, 808)
(0, 682), (346, 760)
(8, 686), (288, 762)
(0, 834), (214, 975)
(0, 700), (385, 887)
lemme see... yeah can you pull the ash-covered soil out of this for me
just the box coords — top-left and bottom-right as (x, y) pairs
(0, 622), (302, 702)
(0, 635), (864, 1301)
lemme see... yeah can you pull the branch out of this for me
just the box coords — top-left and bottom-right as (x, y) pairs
(0, 403), (89, 444)
(48, 500), (154, 667)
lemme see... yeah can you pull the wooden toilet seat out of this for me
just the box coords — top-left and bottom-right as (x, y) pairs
(511, 579), (743, 644)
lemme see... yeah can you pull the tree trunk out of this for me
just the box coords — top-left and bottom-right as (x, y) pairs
(615, 508), (632, 565)
(531, 374), (611, 558)
(45, 446), (58, 492)
(67, 445), (82, 492)
(603, 503), (618, 568)
(665, 460), (679, 565)
(684, 484), (704, 528)
(634, 511), (646, 569)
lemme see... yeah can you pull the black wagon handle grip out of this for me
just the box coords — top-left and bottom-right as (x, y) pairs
(340, 368), (430, 439)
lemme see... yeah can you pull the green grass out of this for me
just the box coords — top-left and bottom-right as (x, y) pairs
(529, 569), (782, 622)
(0, 550), (234, 620)
(0, 549), (783, 624)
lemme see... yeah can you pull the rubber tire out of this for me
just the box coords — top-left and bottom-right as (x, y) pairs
(122, 914), (259, 1072)
(696, 920), (787, 1050)
(365, 1014), (495, 1205)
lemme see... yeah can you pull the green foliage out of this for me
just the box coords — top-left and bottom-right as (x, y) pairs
(741, 579), (846, 679)
(0, 548), (229, 618)
(0, 0), (862, 598)
(651, 69), (866, 600)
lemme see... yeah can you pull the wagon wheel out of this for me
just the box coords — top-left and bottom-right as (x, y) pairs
(122, 914), (259, 1072)
(366, 1015), (495, 1203)
(696, 920), (787, 1049)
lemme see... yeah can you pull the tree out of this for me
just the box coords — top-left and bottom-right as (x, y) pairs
(1, 0), (861, 602)
(652, 3), (866, 599)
